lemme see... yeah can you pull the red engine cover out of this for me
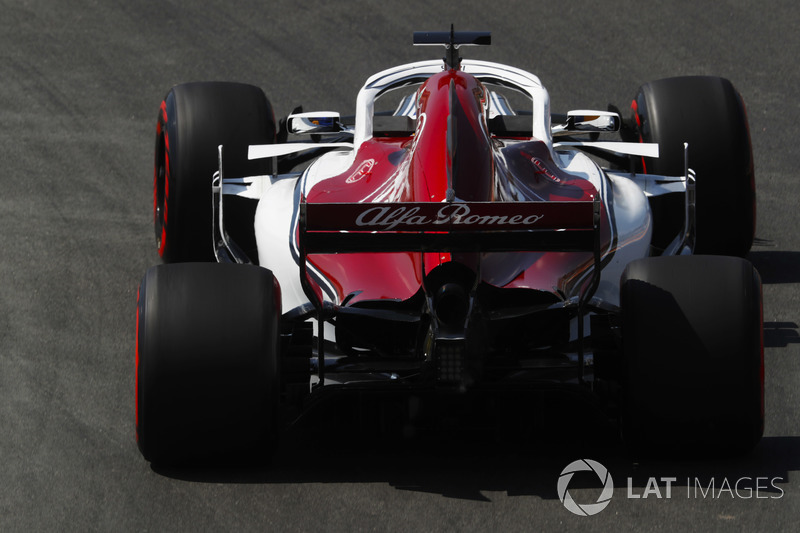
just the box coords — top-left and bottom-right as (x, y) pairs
(304, 69), (606, 305)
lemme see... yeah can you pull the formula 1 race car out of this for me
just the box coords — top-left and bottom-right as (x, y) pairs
(136, 29), (762, 464)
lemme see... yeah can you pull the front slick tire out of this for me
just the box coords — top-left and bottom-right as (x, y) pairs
(154, 82), (275, 263)
(136, 263), (281, 465)
(632, 76), (755, 256)
(621, 255), (763, 458)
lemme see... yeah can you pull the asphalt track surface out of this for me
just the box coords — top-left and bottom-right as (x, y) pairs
(2, 0), (800, 531)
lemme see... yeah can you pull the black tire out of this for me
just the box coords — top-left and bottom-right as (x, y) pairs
(154, 82), (276, 263)
(621, 255), (763, 457)
(632, 76), (755, 256)
(136, 263), (281, 464)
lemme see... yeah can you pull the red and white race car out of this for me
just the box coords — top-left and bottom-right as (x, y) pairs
(136, 30), (762, 464)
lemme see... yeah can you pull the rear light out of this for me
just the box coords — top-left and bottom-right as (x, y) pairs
(435, 338), (466, 384)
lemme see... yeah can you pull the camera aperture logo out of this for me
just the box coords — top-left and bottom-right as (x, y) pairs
(558, 459), (614, 516)
(558, 459), (785, 516)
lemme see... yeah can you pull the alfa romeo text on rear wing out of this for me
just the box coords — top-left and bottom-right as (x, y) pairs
(299, 200), (599, 254)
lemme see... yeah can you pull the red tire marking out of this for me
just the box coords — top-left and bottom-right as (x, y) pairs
(155, 100), (170, 257)
(630, 98), (647, 173)
(160, 131), (169, 256)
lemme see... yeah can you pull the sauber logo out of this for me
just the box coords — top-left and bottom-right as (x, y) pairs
(531, 157), (562, 183)
(354, 203), (545, 230)
(345, 159), (376, 184)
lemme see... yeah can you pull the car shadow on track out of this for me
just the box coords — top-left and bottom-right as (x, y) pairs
(748, 250), (800, 284)
(763, 321), (800, 347)
(151, 398), (798, 502)
(748, 250), (800, 346)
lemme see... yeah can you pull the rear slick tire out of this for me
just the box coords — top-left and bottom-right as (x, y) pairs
(620, 255), (763, 458)
(136, 262), (282, 465)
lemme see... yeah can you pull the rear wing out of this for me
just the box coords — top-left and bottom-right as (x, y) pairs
(299, 199), (599, 254)
(298, 197), (602, 303)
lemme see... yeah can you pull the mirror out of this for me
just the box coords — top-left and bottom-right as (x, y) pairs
(567, 110), (620, 133)
(553, 110), (621, 135)
(287, 112), (343, 135)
